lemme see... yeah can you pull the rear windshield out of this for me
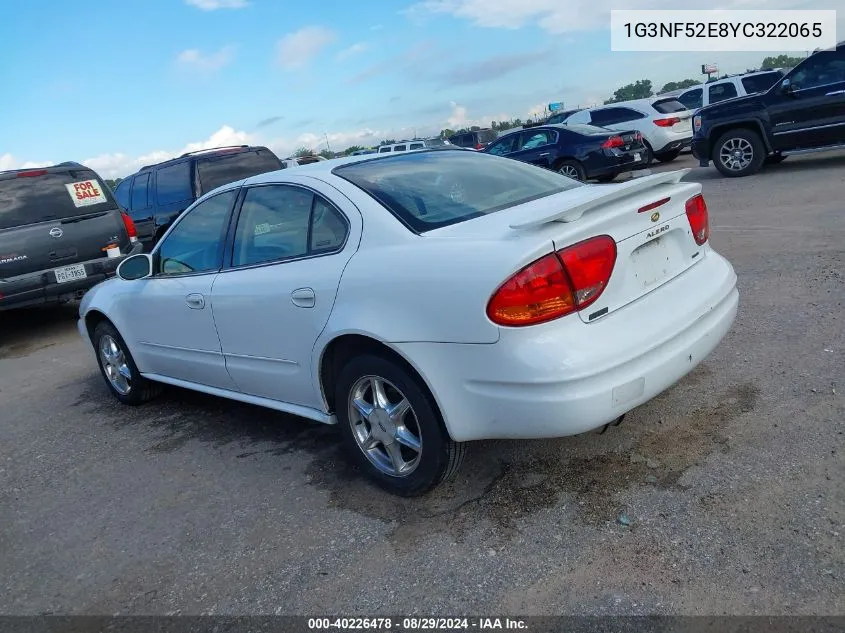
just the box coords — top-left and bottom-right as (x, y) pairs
(651, 98), (688, 113)
(333, 150), (581, 233)
(476, 129), (498, 144)
(0, 168), (117, 230)
(196, 148), (282, 195)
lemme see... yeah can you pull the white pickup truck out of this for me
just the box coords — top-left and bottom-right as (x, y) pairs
(666, 69), (786, 110)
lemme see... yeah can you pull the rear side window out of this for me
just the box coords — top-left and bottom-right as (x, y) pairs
(409, 143), (424, 150)
(113, 179), (131, 209)
(334, 150), (580, 233)
(155, 161), (193, 205)
(195, 149), (282, 195)
(741, 71), (783, 94)
(379, 146), (392, 153)
(0, 168), (118, 230)
(709, 82), (738, 103)
(394, 145), (407, 151)
(652, 98), (688, 113)
(590, 107), (646, 126)
(131, 173), (150, 210)
(678, 88), (703, 110)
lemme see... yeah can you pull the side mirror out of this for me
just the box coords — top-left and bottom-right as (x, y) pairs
(780, 78), (794, 94)
(117, 253), (153, 281)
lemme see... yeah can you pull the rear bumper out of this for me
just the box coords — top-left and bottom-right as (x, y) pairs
(587, 151), (649, 178)
(0, 242), (142, 311)
(394, 249), (738, 442)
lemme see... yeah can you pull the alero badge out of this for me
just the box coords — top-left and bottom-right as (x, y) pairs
(650, 212), (660, 223)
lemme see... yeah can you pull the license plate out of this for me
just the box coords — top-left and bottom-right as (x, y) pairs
(54, 264), (87, 283)
(631, 236), (672, 288)
(634, 152), (641, 161)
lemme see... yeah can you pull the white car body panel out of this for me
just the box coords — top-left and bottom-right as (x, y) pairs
(79, 153), (738, 442)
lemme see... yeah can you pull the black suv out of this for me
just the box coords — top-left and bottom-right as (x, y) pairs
(114, 145), (283, 249)
(692, 43), (845, 177)
(0, 162), (141, 311)
(448, 129), (498, 150)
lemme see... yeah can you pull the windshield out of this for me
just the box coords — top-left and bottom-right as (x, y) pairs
(333, 150), (581, 233)
(0, 168), (118, 230)
(196, 148), (282, 195)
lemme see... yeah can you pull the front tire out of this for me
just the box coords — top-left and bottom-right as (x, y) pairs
(335, 354), (465, 496)
(92, 321), (162, 405)
(713, 128), (765, 177)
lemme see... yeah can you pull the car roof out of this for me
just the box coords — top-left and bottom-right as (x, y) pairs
(0, 161), (93, 180)
(136, 144), (274, 173)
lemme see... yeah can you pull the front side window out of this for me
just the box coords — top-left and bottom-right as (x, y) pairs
(379, 146), (392, 153)
(789, 51), (845, 90)
(130, 173), (150, 211)
(155, 161), (193, 205)
(520, 130), (556, 149)
(334, 150), (581, 233)
(232, 185), (348, 267)
(409, 143), (424, 150)
(678, 88), (703, 110)
(157, 189), (236, 275)
(709, 82), (738, 103)
(486, 134), (521, 156)
(591, 108), (644, 126)
(741, 71), (782, 94)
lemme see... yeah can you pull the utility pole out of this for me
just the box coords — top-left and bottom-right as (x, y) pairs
(324, 132), (332, 153)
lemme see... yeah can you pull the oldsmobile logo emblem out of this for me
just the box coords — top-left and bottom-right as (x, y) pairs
(650, 212), (660, 223)
(49, 227), (64, 238)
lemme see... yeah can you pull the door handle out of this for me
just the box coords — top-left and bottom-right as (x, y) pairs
(539, 152), (550, 157)
(291, 287), (316, 308)
(185, 293), (205, 309)
(826, 90), (845, 96)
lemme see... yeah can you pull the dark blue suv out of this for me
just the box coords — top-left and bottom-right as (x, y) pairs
(113, 145), (283, 250)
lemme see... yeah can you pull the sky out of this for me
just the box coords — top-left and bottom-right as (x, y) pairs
(0, 0), (841, 178)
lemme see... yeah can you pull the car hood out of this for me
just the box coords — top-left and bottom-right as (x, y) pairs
(698, 93), (765, 117)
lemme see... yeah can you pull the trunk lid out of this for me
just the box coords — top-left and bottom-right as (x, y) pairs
(0, 167), (130, 278)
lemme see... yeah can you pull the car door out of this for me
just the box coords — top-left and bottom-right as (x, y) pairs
(111, 188), (240, 390)
(211, 177), (362, 409)
(508, 129), (557, 168)
(770, 50), (845, 150)
(128, 172), (156, 244)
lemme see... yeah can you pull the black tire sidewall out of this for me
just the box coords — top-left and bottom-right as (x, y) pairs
(334, 354), (452, 496)
(713, 129), (765, 177)
(92, 321), (146, 405)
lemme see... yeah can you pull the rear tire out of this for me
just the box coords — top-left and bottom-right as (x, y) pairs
(556, 160), (586, 181)
(92, 321), (162, 405)
(713, 128), (765, 177)
(335, 354), (465, 496)
(654, 148), (681, 163)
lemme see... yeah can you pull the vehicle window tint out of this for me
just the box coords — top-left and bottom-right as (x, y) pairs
(476, 129), (497, 144)
(334, 150), (581, 233)
(486, 134), (521, 156)
(741, 71), (782, 94)
(789, 52), (845, 90)
(195, 149), (282, 195)
(310, 197), (348, 253)
(157, 189), (236, 276)
(0, 168), (118, 230)
(233, 186), (313, 267)
(409, 143), (424, 150)
(130, 173), (150, 210)
(379, 146), (392, 153)
(155, 161), (193, 205)
(678, 89), (703, 110)
(652, 98), (688, 113)
(113, 178), (131, 209)
(591, 107), (644, 126)
(394, 145), (407, 151)
(520, 130), (555, 149)
(709, 82), (738, 103)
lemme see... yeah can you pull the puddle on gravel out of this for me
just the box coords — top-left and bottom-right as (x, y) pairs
(306, 382), (760, 545)
(0, 341), (56, 360)
(74, 370), (759, 544)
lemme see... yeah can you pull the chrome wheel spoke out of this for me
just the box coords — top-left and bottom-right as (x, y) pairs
(370, 378), (389, 408)
(394, 425), (421, 452)
(352, 396), (374, 420)
(118, 364), (132, 380)
(99, 335), (132, 396)
(384, 441), (407, 474)
(386, 398), (410, 424)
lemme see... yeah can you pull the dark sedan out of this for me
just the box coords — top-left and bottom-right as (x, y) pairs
(483, 124), (647, 182)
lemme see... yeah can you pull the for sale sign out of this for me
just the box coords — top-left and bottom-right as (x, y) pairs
(65, 180), (107, 207)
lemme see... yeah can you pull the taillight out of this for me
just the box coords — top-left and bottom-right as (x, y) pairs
(557, 236), (617, 309)
(486, 236), (617, 327)
(653, 117), (680, 127)
(475, 143), (484, 150)
(16, 169), (47, 178)
(685, 194), (709, 245)
(601, 135), (625, 149)
(121, 212), (138, 243)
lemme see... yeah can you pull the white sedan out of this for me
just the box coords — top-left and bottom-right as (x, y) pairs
(78, 149), (738, 495)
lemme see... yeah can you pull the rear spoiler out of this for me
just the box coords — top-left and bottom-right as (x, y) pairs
(509, 169), (691, 229)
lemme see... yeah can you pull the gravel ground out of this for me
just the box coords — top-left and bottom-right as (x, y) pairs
(1, 151), (843, 616)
